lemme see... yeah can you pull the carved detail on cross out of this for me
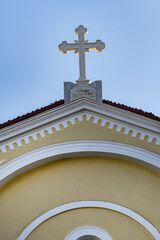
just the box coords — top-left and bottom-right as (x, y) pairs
(58, 25), (105, 84)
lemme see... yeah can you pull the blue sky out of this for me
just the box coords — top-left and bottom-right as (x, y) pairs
(0, 0), (160, 123)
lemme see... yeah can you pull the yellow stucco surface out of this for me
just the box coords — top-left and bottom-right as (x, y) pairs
(1, 118), (160, 165)
(27, 208), (155, 240)
(0, 157), (159, 240)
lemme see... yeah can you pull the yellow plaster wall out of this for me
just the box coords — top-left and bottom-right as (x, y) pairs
(0, 157), (160, 240)
(1, 118), (160, 165)
(27, 208), (155, 240)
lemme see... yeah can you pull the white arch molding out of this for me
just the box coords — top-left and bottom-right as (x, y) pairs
(0, 141), (160, 187)
(17, 201), (160, 240)
(65, 226), (112, 240)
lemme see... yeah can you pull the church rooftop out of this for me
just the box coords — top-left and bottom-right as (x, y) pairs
(0, 99), (160, 130)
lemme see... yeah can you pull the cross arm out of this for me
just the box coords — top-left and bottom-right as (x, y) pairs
(58, 41), (79, 54)
(86, 40), (105, 52)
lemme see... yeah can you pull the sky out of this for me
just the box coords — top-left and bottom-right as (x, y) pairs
(0, 0), (160, 124)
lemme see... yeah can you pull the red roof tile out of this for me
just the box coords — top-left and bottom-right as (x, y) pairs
(0, 100), (64, 129)
(0, 99), (159, 130)
(103, 99), (160, 121)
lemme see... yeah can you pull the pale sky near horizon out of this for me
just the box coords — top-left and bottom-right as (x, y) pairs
(0, 0), (160, 124)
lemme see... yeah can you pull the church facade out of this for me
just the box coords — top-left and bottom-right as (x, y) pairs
(0, 26), (160, 240)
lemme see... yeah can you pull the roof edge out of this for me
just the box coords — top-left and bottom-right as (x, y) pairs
(0, 98), (160, 131)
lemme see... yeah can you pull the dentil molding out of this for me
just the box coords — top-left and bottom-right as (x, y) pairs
(0, 98), (160, 153)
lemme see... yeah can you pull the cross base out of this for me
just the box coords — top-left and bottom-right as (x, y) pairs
(64, 80), (102, 103)
(76, 79), (90, 85)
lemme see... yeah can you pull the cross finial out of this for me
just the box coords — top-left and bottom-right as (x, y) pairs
(75, 25), (88, 36)
(58, 25), (105, 84)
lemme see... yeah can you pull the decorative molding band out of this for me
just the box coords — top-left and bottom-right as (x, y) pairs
(1, 98), (159, 141)
(0, 141), (160, 188)
(0, 112), (160, 154)
(17, 201), (160, 240)
(65, 226), (112, 240)
(0, 160), (5, 166)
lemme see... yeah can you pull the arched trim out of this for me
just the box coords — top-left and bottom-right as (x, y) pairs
(65, 226), (112, 240)
(0, 141), (160, 187)
(17, 201), (160, 240)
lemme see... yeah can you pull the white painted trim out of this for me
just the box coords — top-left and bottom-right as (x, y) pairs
(0, 141), (160, 187)
(0, 160), (5, 165)
(65, 226), (112, 240)
(0, 98), (160, 153)
(17, 201), (160, 240)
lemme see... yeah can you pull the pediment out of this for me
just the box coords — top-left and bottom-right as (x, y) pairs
(0, 98), (160, 155)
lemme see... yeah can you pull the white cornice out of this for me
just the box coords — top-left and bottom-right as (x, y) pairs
(0, 141), (160, 188)
(0, 98), (160, 153)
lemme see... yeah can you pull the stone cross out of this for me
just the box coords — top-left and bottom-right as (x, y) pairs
(58, 25), (105, 84)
